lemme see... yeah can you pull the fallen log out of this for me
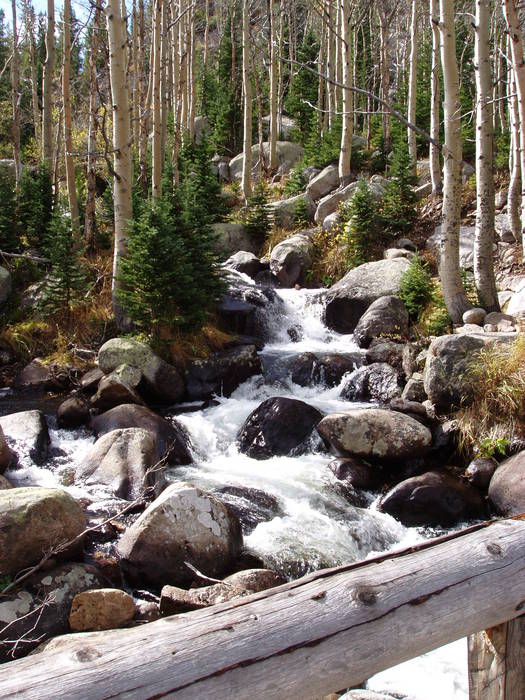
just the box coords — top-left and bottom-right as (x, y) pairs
(1, 518), (525, 700)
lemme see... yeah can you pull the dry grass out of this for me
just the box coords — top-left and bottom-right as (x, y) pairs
(456, 336), (525, 455)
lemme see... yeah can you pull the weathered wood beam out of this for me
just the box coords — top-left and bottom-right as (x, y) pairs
(1, 519), (525, 700)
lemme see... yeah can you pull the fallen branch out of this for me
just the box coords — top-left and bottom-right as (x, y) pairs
(0, 251), (49, 264)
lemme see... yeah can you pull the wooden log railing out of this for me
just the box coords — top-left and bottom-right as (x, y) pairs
(1, 518), (525, 700)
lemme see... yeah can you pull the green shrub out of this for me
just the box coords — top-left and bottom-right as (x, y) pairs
(244, 180), (271, 243)
(284, 166), (307, 196)
(341, 179), (376, 269)
(423, 287), (452, 337)
(304, 115), (342, 169)
(293, 197), (310, 227)
(399, 255), (433, 322)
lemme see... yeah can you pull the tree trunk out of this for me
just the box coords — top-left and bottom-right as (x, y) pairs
(23, 0), (41, 146)
(132, 0), (140, 147)
(106, 0), (133, 328)
(62, 0), (80, 234)
(407, 0), (418, 176)
(378, 6), (391, 153)
(502, 0), (525, 258)
(11, 0), (21, 186)
(430, 0), (442, 195)
(160, 0), (168, 162)
(42, 0), (55, 167)
(438, 0), (471, 322)
(473, 0), (499, 312)
(327, 0), (336, 130)
(171, 0), (181, 185)
(269, 0), (278, 172)
(187, 5), (196, 142)
(318, 5), (327, 135)
(241, 0), (252, 201)
(151, 0), (162, 199)
(339, 0), (353, 186)
(138, 0), (147, 194)
(508, 64), (521, 242)
(204, 0), (210, 69)
(85, 0), (102, 249)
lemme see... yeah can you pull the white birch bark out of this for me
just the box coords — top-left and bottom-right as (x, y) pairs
(407, 0), (418, 176)
(151, 0), (162, 199)
(241, 0), (252, 200)
(11, 0), (21, 186)
(269, 0), (278, 172)
(508, 64), (521, 242)
(338, 0), (353, 186)
(62, 0), (80, 234)
(430, 0), (442, 194)
(42, 0), (55, 166)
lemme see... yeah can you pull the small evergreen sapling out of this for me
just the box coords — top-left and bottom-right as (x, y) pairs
(398, 254), (433, 321)
(0, 168), (19, 253)
(380, 142), (417, 235)
(244, 180), (271, 244)
(341, 179), (376, 269)
(17, 164), (53, 249)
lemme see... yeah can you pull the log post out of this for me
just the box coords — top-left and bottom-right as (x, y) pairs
(468, 616), (525, 699)
(1, 520), (525, 700)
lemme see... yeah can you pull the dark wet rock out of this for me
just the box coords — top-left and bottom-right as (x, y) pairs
(218, 271), (281, 339)
(237, 397), (323, 460)
(327, 456), (380, 507)
(77, 428), (166, 500)
(389, 397), (428, 419)
(0, 487), (85, 577)
(378, 470), (485, 526)
(56, 397), (90, 429)
(14, 358), (69, 393)
(488, 451), (525, 515)
(0, 426), (15, 474)
(80, 368), (104, 394)
(216, 485), (284, 535)
(90, 364), (145, 412)
(224, 251), (266, 278)
(354, 296), (409, 349)
(91, 404), (192, 465)
(185, 345), (262, 401)
(290, 352), (362, 387)
(340, 363), (402, 403)
(118, 482), (243, 587)
(0, 563), (104, 662)
(0, 410), (50, 464)
(401, 373), (426, 403)
(324, 258), (410, 333)
(365, 340), (405, 372)
(465, 457), (497, 491)
(0, 475), (12, 489)
(317, 408), (432, 460)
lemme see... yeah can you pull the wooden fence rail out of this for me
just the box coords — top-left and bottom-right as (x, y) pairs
(1, 518), (525, 699)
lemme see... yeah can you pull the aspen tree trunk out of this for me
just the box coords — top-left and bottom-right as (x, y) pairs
(187, 6), (196, 142)
(179, 0), (188, 137)
(106, 0), (133, 328)
(204, 0), (210, 68)
(151, 0), (162, 199)
(171, 0), (181, 185)
(318, 7), (327, 135)
(438, 0), (471, 322)
(430, 0), (442, 195)
(502, 0), (525, 257)
(335, 1), (342, 105)
(327, 0), (336, 130)
(269, 0), (278, 172)
(132, 0), (140, 146)
(42, 0), (55, 166)
(407, 0), (418, 176)
(339, 0), (353, 186)
(497, 35), (507, 132)
(378, 6), (391, 153)
(11, 0), (21, 186)
(473, 0), (499, 311)
(241, 0), (252, 200)
(277, 5), (284, 137)
(508, 65), (521, 242)
(138, 0), (148, 194)
(54, 108), (62, 202)
(160, 0), (168, 161)
(63, 0), (80, 234)
(85, 0), (102, 249)
(254, 67), (265, 178)
(23, 0), (41, 145)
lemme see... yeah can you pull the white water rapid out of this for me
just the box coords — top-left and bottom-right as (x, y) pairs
(2, 283), (468, 698)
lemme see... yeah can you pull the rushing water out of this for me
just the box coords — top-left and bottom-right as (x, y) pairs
(2, 282), (468, 697)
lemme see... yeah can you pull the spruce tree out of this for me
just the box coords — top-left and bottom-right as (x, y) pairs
(380, 141), (417, 235)
(284, 30), (320, 141)
(342, 180), (376, 269)
(0, 167), (19, 253)
(244, 180), (271, 244)
(17, 164), (53, 249)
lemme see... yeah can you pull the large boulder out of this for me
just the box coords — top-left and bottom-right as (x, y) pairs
(97, 338), (185, 404)
(324, 258), (411, 333)
(69, 588), (135, 632)
(495, 213), (516, 243)
(91, 404), (192, 465)
(0, 564), (103, 661)
(0, 410), (50, 464)
(306, 164), (340, 201)
(262, 114), (297, 140)
(193, 115), (210, 144)
(317, 408), (432, 460)
(77, 428), (166, 500)
(314, 178), (385, 224)
(0, 426), (14, 474)
(218, 270), (281, 340)
(212, 222), (259, 258)
(229, 141), (304, 180)
(353, 295), (409, 349)
(237, 397), (323, 459)
(378, 470), (485, 526)
(340, 363), (402, 403)
(90, 364), (145, 411)
(267, 192), (316, 229)
(427, 225), (496, 270)
(0, 267), (11, 306)
(56, 397), (90, 428)
(214, 485), (284, 535)
(13, 358), (68, 393)
(289, 352), (362, 388)
(0, 487), (85, 577)
(185, 345), (262, 401)
(269, 230), (315, 286)
(488, 451), (525, 515)
(117, 482), (243, 587)
(224, 251), (266, 278)
(422, 333), (513, 411)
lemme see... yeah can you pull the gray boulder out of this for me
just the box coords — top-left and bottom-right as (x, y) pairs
(314, 181), (357, 224)
(462, 308), (487, 326)
(262, 114), (297, 140)
(90, 364), (145, 411)
(465, 457), (497, 491)
(379, 470), (485, 526)
(91, 404), (192, 465)
(317, 408), (432, 460)
(77, 428), (166, 500)
(98, 338), (185, 404)
(185, 345), (262, 400)
(224, 251), (266, 278)
(353, 295), (409, 349)
(427, 225), (497, 269)
(488, 451), (525, 515)
(0, 267), (11, 306)
(0, 410), (50, 464)
(495, 213), (516, 243)
(0, 564), (103, 662)
(384, 247), (415, 260)
(0, 487), (85, 577)
(324, 258), (411, 333)
(269, 229), (315, 286)
(306, 164), (340, 201)
(14, 358), (67, 393)
(212, 222), (260, 258)
(267, 192), (315, 229)
(118, 482), (243, 587)
(229, 141), (304, 180)
(401, 373), (426, 403)
(193, 115), (210, 144)
(56, 397), (90, 429)
(340, 363), (402, 403)
(322, 211), (341, 231)
(0, 426), (14, 474)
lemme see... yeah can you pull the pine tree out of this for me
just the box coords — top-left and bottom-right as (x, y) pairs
(17, 164), (53, 248)
(244, 180), (271, 244)
(342, 179), (376, 269)
(38, 208), (87, 318)
(284, 29), (320, 141)
(0, 167), (19, 252)
(380, 142), (417, 235)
